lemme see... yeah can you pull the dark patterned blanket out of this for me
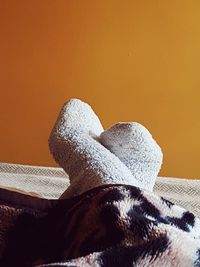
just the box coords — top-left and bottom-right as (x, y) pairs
(0, 184), (200, 267)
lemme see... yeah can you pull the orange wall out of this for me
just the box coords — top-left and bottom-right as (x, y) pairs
(0, 1), (200, 178)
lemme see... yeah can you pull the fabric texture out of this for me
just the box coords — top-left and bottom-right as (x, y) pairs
(0, 162), (200, 218)
(1, 184), (200, 267)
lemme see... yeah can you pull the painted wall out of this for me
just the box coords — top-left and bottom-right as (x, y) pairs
(0, 1), (200, 178)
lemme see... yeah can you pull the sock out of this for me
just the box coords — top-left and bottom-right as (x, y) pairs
(100, 122), (163, 191)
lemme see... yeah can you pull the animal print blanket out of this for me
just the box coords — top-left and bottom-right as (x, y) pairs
(0, 184), (200, 267)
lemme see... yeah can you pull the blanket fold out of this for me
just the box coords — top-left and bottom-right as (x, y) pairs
(1, 184), (200, 267)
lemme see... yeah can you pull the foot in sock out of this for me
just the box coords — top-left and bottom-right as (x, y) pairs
(49, 99), (141, 198)
(100, 122), (163, 191)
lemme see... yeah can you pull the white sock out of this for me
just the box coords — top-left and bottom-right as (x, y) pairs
(100, 122), (163, 191)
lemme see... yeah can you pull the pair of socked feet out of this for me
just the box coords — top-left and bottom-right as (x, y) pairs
(49, 99), (163, 198)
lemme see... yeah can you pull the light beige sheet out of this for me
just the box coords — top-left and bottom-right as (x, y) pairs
(0, 162), (200, 218)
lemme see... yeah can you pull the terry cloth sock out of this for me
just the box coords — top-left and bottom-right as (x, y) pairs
(49, 99), (141, 198)
(100, 122), (163, 191)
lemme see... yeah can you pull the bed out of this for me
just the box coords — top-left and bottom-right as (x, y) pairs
(0, 162), (200, 218)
